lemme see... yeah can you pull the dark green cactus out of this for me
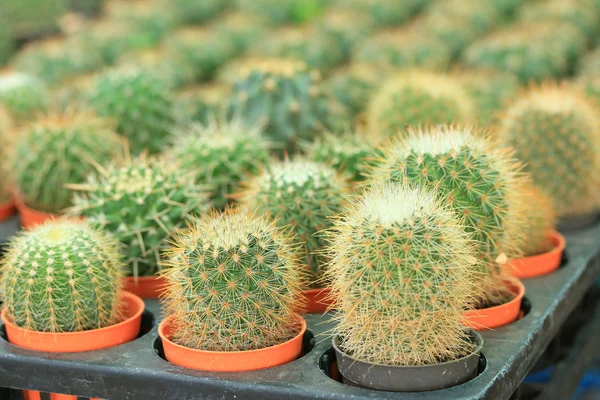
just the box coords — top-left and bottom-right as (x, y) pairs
(161, 209), (304, 351)
(68, 156), (210, 277)
(325, 182), (478, 365)
(1, 220), (125, 332)
(237, 0), (326, 25)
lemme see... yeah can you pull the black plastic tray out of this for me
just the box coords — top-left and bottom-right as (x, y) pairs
(0, 219), (598, 399)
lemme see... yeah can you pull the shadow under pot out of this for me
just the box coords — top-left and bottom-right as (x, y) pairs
(158, 314), (306, 372)
(509, 230), (566, 279)
(463, 279), (525, 330)
(1, 291), (144, 400)
(333, 330), (484, 392)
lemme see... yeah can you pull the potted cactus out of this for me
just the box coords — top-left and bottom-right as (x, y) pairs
(158, 209), (306, 372)
(240, 159), (348, 312)
(67, 155), (209, 298)
(165, 119), (271, 210)
(509, 184), (565, 278)
(370, 125), (528, 330)
(0, 219), (144, 399)
(326, 182), (483, 391)
(10, 109), (124, 228)
(497, 83), (600, 231)
(0, 71), (47, 121)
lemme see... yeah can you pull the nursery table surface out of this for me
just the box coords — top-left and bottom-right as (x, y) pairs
(0, 221), (598, 399)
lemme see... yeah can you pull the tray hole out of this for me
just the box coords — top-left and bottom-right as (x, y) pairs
(559, 249), (569, 268)
(153, 329), (316, 363)
(516, 296), (532, 322)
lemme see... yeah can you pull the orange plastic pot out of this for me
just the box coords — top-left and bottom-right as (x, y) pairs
(508, 230), (566, 279)
(159, 314), (306, 372)
(0, 201), (16, 222)
(1, 291), (144, 400)
(123, 275), (167, 298)
(462, 279), (525, 330)
(14, 196), (59, 229)
(301, 287), (333, 313)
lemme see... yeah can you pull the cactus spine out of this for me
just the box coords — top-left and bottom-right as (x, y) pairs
(326, 182), (477, 365)
(68, 156), (210, 277)
(520, 185), (557, 257)
(161, 209), (304, 351)
(497, 84), (600, 219)
(0, 220), (125, 332)
(240, 160), (347, 285)
(369, 125), (527, 305)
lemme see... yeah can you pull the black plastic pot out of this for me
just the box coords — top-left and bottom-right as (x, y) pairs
(332, 331), (484, 392)
(557, 211), (599, 233)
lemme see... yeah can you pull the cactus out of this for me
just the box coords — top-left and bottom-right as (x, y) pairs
(303, 131), (382, 183)
(0, 72), (47, 121)
(314, 9), (374, 61)
(68, 0), (104, 17)
(0, 22), (14, 66)
(325, 182), (477, 366)
(250, 27), (345, 72)
(237, 0), (326, 25)
(366, 70), (475, 137)
(520, 185), (556, 257)
(11, 110), (124, 214)
(463, 22), (586, 83)
(161, 208), (304, 351)
(0, 0), (65, 40)
(578, 47), (600, 76)
(344, 0), (431, 26)
(166, 120), (271, 210)
(68, 156), (209, 277)
(0, 220), (125, 333)
(89, 69), (176, 155)
(174, 83), (231, 124)
(518, 0), (599, 40)
(457, 68), (519, 127)
(484, 0), (521, 15)
(497, 83), (600, 219)
(212, 12), (265, 53)
(117, 48), (195, 90)
(369, 125), (527, 305)
(353, 28), (452, 70)
(227, 58), (331, 151)
(240, 160), (347, 284)
(172, 0), (230, 25)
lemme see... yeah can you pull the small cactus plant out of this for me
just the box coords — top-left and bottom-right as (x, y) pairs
(237, 0), (326, 25)
(68, 156), (209, 277)
(173, 83), (231, 124)
(520, 184), (557, 257)
(240, 160), (348, 285)
(326, 182), (477, 365)
(369, 125), (527, 305)
(0, 72), (47, 121)
(497, 83), (600, 219)
(166, 120), (271, 210)
(0, 220), (125, 332)
(366, 70), (475, 136)
(172, 0), (230, 25)
(161, 209), (304, 351)
(344, 0), (431, 26)
(89, 69), (176, 155)
(227, 58), (331, 151)
(11, 110), (124, 214)
(0, 0), (66, 40)
(314, 9), (374, 61)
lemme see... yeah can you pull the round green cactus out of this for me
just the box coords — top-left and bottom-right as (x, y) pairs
(0, 72), (47, 121)
(0, 220), (125, 332)
(518, 0), (599, 40)
(314, 9), (374, 61)
(462, 22), (586, 83)
(166, 120), (271, 210)
(12, 110), (124, 214)
(89, 69), (176, 155)
(227, 58), (331, 152)
(161, 209), (304, 351)
(497, 84), (600, 219)
(325, 182), (477, 366)
(353, 28), (452, 70)
(369, 125), (527, 304)
(172, 0), (230, 25)
(237, 0), (326, 25)
(303, 131), (382, 183)
(174, 83), (231, 124)
(519, 184), (556, 257)
(0, 0), (65, 39)
(68, 156), (210, 277)
(212, 12), (265, 53)
(241, 160), (348, 284)
(367, 70), (475, 136)
(344, 0), (431, 26)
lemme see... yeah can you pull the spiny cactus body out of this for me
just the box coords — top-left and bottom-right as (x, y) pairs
(0, 72), (47, 121)
(369, 125), (527, 304)
(12, 110), (123, 214)
(520, 185), (556, 257)
(326, 183), (477, 365)
(227, 59), (330, 151)
(68, 156), (209, 277)
(237, 0), (326, 25)
(162, 209), (304, 351)
(173, 0), (230, 25)
(241, 160), (347, 284)
(89, 69), (176, 155)
(367, 71), (475, 136)
(497, 84), (600, 219)
(166, 120), (271, 210)
(518, 0), (599, 40)
(174, 83), (230, 124)
(213, 12), (265, 53)
(345, 0), (431, 26)
(117, 48), (195, 90)
(1, 220), (124, 332)
(315, 9), (374, 61)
